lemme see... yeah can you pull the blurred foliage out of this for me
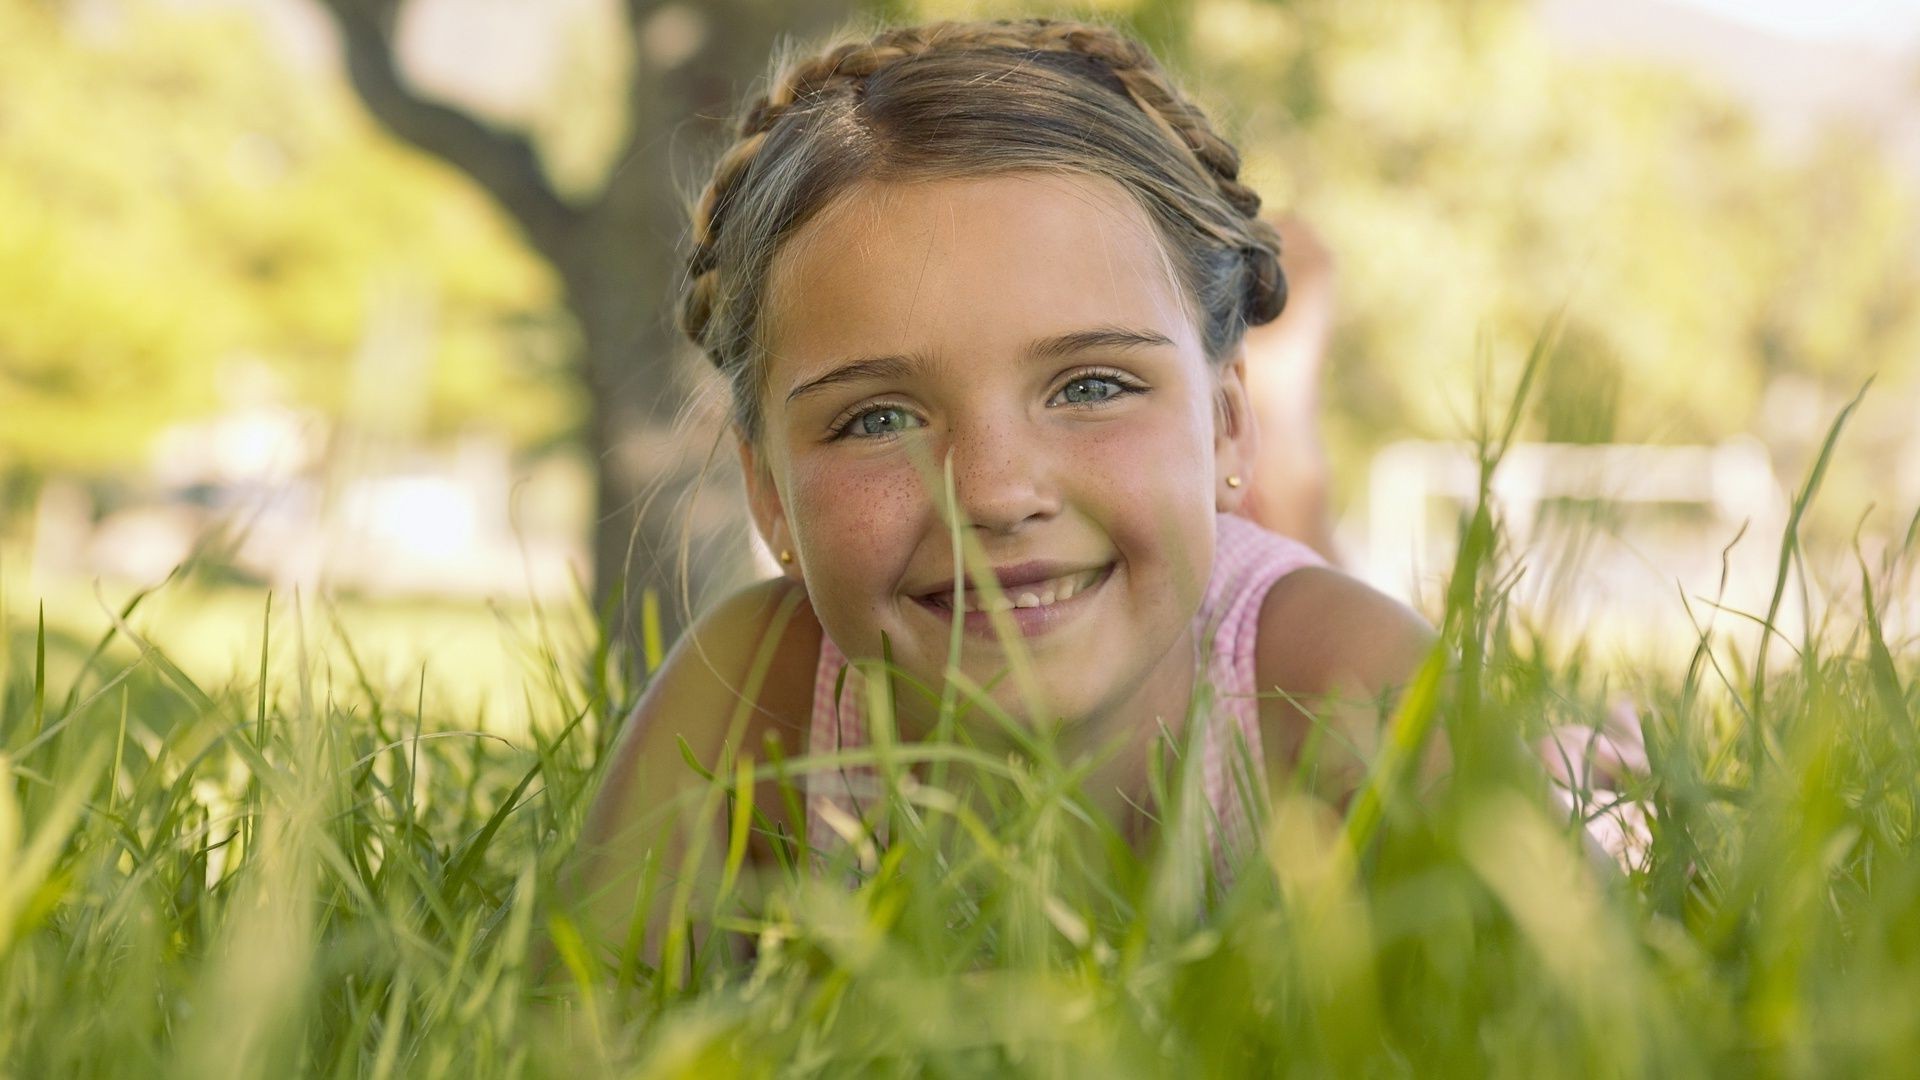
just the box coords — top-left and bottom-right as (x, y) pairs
(0, 1), (577, 484)
(915, 0), (1920, 504)
(2, 367), (1918, 1075)
(4, 0), (1917, 538)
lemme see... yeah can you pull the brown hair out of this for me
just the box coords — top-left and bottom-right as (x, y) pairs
(678, 17), (1286, 441)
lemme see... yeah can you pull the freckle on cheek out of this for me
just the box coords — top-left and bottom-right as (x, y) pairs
(791, 471), (922, 556)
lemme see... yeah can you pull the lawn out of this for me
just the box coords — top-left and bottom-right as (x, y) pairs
(3, 401), (1917, 1077)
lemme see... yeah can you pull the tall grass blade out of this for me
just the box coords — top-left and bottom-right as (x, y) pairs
(1751, 379), (1869, 740)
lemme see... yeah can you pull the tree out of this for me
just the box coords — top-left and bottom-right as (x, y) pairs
(312, 0), (858, 653)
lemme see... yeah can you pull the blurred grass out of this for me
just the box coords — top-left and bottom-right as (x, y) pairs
(0, 541), (586, 737)
(2, 383), (1918, 1076)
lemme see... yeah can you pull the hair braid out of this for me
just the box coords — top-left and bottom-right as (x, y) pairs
(680, 17), (1288, 436)
(1033, 23), (1287, 323)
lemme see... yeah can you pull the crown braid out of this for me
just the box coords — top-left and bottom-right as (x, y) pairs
(681, 18), (1287, 435)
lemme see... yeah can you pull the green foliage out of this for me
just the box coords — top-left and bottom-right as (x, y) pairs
(1186, 0), (1920, 457)
(3, 378), (1919, 1075)
(0, 573), (624, 1077)
(0, 2), (575, 478)
(11, 0), (1915, 554)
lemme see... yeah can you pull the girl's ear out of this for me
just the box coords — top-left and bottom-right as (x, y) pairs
(738, 433), (802, 581)
(1213, 352), (1260, 514)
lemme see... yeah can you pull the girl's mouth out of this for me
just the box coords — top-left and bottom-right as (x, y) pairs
(911, 564), (1114, 638)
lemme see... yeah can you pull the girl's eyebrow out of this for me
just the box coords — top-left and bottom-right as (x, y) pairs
(785, 354), (922, 404)
(1028, 326), (1174, 360)
(784, 325), (1172, 405)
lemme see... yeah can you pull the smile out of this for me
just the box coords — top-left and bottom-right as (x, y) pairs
(919, 565), (1107, 613)
(910, 563), (1114, 637)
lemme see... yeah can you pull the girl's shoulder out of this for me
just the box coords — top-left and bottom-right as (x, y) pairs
(617, 575), (823, 772)
(573, 577), (823, 949)
(1254, 563), (1433, 701)
(1249, 555), (1435, 799)
(1209, 511), (1430, 701)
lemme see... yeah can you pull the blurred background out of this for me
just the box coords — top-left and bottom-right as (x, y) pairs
(3, 0), (1917, 718)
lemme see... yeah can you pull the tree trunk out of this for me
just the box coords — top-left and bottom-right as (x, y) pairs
(318, 0), (856, 661)
(563, 227), (737, 654)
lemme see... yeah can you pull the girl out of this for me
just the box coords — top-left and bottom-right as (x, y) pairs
(574, 17), (1436, 960)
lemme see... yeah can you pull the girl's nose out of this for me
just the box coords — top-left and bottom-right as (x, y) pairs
(946, 417), (1061, 534)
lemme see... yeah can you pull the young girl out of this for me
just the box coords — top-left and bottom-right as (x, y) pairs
(575, 17), (1435, 959)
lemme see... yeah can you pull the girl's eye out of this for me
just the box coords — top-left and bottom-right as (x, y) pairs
(837, 404), (923, 440)
(1051, 373), (1137, 407)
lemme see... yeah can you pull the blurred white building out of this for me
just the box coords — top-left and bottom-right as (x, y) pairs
(1359, 426), (1919, 658)
(33, 397), (588, 603)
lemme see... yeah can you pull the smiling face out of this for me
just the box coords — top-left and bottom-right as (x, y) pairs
(744, 172), (1256, 731)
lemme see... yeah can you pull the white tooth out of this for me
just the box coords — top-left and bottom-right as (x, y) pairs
(989, 593), (1016, 613)
(1038, 588), (1057, 606)
(1015, 591), (1041, 609)
(1054, 580), (1075, 603)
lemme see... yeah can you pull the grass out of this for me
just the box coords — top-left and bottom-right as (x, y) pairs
(0, 552), (574, 733)
(2, 387), (1917, 1077)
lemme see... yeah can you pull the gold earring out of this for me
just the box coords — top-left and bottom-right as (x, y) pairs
(1225, 475), (1242, 489)
(778, 548), (794, 565)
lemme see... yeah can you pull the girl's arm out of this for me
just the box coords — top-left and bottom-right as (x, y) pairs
(563, 576), (820, 980)
(1253, 566), (1441, 805)
(1256, 569), (1648, 876)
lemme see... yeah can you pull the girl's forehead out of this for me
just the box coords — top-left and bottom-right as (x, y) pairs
(762, 172), (1199, 391)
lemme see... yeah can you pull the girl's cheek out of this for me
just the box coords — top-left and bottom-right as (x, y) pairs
(1072, 408), (1209, 503)
(787, 452), (928, 568)
(1067, 409), (1215, 593)
(1079, 425), (1161, 489)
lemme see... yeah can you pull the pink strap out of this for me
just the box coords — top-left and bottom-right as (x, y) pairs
(1195, 513), (1326, 875)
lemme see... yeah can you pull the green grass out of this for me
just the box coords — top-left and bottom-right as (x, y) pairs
(3, 389), (1917, 1077)
(0, 551), (575, 732)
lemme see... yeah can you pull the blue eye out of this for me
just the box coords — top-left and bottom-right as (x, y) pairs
(1053, 374), (1134, 406)
(1060, 377), (1118, 404)
(841, 404), (923, 439)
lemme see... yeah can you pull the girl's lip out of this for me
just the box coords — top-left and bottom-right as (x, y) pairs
(909, 559), (1107, 599)
(909, 563), (1114, 639)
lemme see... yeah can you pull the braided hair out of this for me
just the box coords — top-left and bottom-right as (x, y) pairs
(680, 18), (1287, 440)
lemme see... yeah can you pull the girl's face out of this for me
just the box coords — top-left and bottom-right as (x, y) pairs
(745, 172), (1256, 728)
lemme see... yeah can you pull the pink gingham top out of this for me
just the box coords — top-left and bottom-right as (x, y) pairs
(804, 512), (1326, 880)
